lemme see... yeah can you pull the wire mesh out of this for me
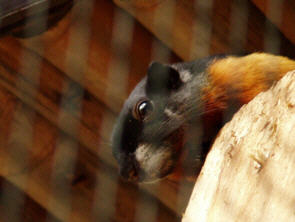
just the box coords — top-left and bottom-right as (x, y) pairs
(0, 0), (294, 221)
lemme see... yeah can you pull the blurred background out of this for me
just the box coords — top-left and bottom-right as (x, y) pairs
(0, 0), (294, 221)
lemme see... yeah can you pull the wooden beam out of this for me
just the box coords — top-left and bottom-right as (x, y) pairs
(0, 177), (61, 222)
(113, 0), (295, 60)
(0, 85), (180, 221)
(251, 0), (295, 46)
(0, 0), (73, 37)
(0, 0), (189, 219)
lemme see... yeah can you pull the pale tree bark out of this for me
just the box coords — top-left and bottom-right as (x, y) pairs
(183, 70), (295, 222)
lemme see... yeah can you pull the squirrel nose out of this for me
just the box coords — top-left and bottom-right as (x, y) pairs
(119, 162), (139, 182)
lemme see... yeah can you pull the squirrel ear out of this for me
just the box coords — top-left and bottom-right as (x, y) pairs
(146, 62), (182, 94)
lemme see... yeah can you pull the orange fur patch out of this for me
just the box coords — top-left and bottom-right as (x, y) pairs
(203, 53), (295, 109)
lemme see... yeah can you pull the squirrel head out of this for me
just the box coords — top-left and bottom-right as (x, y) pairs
(111, 62), (187, 183)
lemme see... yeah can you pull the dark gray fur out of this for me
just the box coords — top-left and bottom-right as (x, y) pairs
(111, 54), (228, 182)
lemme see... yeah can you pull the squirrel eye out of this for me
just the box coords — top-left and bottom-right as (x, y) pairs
(133, 100), (153, 121)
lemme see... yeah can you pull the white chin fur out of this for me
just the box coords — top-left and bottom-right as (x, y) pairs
(135, 143), (172, 181)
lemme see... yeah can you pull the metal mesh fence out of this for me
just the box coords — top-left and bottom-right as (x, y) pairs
(0, 0), (294, 221)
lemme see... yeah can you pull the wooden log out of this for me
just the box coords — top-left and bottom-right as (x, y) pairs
(113, 0), (295, 60)
(183, 70), (295, 222)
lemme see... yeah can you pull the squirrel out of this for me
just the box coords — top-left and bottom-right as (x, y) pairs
(111, 53), (295, 183)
